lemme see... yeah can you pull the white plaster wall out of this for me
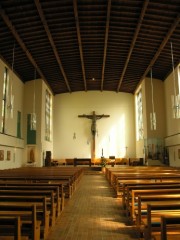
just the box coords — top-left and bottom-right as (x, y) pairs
(136, 140), (145, 159)
(144, 77), (166, 138)
(164, 65), (180, 166)
(168, 146), (180, 167)
(24, 80), (42, 166)
(53, 91), (136, 159)
(24, 79), (54, 166)
(41, 81), (54, 166)
(164, 66), (180, 136)
(135, 77), (166, 160)
(0, 59), (24, 169)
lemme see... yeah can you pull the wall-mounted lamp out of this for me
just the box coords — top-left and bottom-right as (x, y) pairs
(170, 42), (180, 119)
(73, 132), (76, 139)
(125, 146), (128, 157)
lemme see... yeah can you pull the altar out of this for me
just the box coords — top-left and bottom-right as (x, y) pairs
(74, 158), (91, 167)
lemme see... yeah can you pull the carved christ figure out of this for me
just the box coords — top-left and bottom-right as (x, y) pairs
(78, 111), (110, 136)
(78, 111), (110, 160)
(88, 113), (104, 136)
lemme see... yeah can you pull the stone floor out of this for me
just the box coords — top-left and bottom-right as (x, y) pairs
(46, 174), (139, 240)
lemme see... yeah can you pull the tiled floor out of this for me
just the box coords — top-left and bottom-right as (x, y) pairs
(46, 173), (139, 240)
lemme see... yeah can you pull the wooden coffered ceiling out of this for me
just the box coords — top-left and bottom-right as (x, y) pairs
(0, 0), (179, 95)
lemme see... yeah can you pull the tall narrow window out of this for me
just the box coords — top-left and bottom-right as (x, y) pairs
(1, 67), (9, 133)
(27, 114), (36, 144)
(136, 88), (144, 140)
(45, 90), (51, 141)
(17, 111), (21, 138)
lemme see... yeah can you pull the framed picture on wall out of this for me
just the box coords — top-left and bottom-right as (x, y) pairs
(7, 151), (11, 161)
(0, 150), (4, 161)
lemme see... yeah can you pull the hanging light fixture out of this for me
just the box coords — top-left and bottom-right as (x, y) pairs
(30, 69), (37, 130)
(150, 68), (156, 130)
(7, 43), (15, 118)
(170, 42), (180, 119)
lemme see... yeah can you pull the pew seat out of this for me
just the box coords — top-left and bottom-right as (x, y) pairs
(161, 215), (180, 240)
(0, 204), (41, 240)
(129, 188), (180, 222)
(143, 202), (180, 240)
(0, 196), (50, 239)
(0, 216), (22, 240)
(135, 194), (180, 227)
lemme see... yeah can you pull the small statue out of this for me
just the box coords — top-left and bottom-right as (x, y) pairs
(29, 148), (35, 163)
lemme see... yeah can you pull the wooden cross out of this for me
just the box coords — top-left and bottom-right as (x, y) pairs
(78, 111), (110, 160)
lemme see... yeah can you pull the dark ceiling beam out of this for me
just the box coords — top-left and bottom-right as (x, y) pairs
(35, 0), (71, 93)
(135, 13), (180, 93)
(0, 6), (51, 88)
(101, 0), (111, 91)
(73, 0), (87, 91)
(117, 0), (149, 92)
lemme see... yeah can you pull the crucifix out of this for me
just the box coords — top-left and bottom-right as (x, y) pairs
(78, 111), (110, 161)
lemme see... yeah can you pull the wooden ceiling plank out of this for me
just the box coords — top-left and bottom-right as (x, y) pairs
(0, 1), (179, 95)
(101, 0), (111, 91)
(116, 0), (149, 92)
(73, 0), (87, 91)
(135, 13), (180, 93)
(0, 6), (51, 88)
(35, 0), (71, 93)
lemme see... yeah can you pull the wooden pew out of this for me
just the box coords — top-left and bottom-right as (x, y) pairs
(106, 165), (180, 177)
(0, 175), (73, 195)
(0, 216), (22, 240)
(106, 166), (180, 188)
(0, 166), (85, 216)
(144, 202), (180, 240)
(129, 188), (180, 222)
(122, 181), (180, 208)
(0, 178), (71, 199)
(104, 166), (180, 239)
(0, 203), (41, 240)
(136, 194), (180, 228)
(161, 215), (180, 240)
(0, 181), (67, 211)
(0, 166), (84, 197)
(0, 196), (50, 239)
(0, 185), (61, 217)
(115, 173), (180, 195)
(0, 166), (84, 182)
(0, 166), (84, 239)
(0, 166), (84, 223)
(126, 184), (180, 213)
(0, 189), (56, 226)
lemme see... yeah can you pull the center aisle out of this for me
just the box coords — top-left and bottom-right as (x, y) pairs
(47, 174), (139, 240)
